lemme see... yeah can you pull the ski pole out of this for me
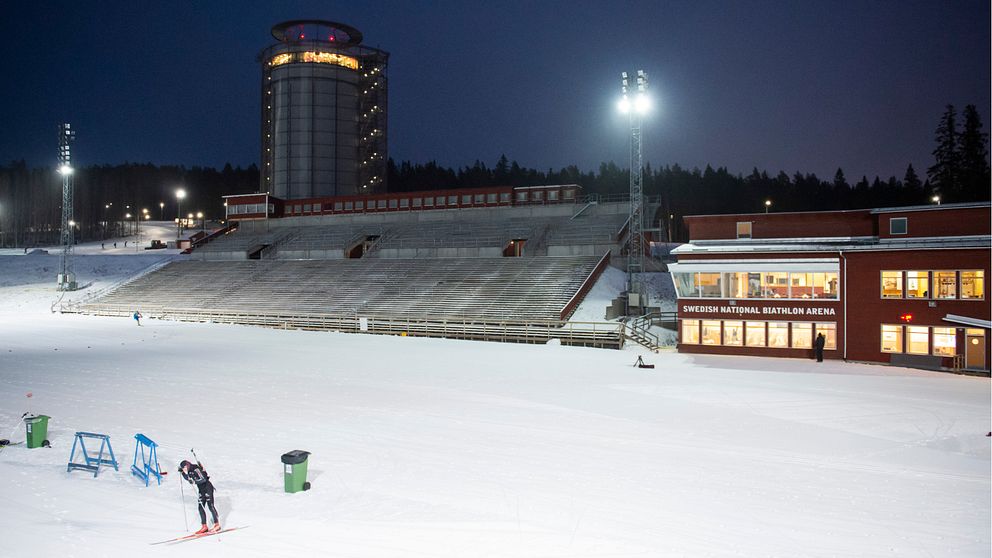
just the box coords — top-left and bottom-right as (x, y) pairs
(178, 468), (189, 532)
(191, 448), (201, 467)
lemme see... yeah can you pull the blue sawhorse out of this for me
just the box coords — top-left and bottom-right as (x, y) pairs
(67, 432), (119, 477)
(131, 433), (163, 486)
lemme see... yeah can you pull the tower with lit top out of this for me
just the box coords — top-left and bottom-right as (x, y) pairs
(259, 20), (389, 199)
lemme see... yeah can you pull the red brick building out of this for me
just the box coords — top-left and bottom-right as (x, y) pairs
(670, 202), (990, 372)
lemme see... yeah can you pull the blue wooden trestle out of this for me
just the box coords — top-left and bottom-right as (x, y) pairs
(131, 433), (163, 486)
(67, 432), (119, 477)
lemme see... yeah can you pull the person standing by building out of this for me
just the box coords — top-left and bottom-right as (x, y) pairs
(133, 310), (142, 326)
(814, 332), (826, 362)
(179, 459), (221, 534)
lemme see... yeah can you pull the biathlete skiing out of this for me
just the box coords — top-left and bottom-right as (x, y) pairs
(179, 459), (221, 534)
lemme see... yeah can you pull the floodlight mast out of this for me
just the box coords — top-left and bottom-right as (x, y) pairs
(57, 122), (77, 291)
(619, 70), (648, 314)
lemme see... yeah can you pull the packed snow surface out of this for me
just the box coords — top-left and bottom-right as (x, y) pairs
(0, 249), (989, 557)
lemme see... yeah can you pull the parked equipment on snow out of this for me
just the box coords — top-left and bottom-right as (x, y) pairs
(132, 433), (163, 486)
(23, 414), (50, 448)
(67, 432), (119, 477)
(281, 450), (311, 493)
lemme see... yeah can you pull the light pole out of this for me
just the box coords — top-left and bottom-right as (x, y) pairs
(764, 199), (772, 213)
(175, 188), (186, 239)
(618, 70), (650, 314)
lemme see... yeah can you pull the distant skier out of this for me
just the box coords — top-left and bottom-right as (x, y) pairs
(814, 332), (826, 362)
(133, 310), (142, 326)
(179, 460), (221, 534)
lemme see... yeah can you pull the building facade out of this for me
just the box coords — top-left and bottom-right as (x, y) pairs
(670, 203), (990, 372)
(259, 20), (388, 199)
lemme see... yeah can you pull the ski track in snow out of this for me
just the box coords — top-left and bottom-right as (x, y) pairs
(0, 247), (989, 557)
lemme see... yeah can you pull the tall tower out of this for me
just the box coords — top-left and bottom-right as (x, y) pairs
(57, 122), (77, 291)
(259, 20), (389, 199)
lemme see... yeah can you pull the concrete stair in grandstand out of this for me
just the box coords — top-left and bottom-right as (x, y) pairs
(77, 256), (603, 323)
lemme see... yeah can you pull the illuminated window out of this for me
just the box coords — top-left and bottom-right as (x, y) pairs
(961, 271), (985, 299)
(820, 273), (839, 299)
(746, 273), (762, 298)
(462, 195), (472, 205)
(399, 198), (409, 208)
(697, 273), (721, 297)
(881, 325), (903, 353)
(377, 199), (386, 209)
(448, 195), (457, 205)
(745, 322), (766, 347)
(736, 221), (752, 239)
(722, 272), (745, 299)
(889, 217), (907, 235)
(681, 320), (700, 344)
(905, 271), (929, 298)
(424, 197), (433, 207)
(701, 321), (721, 345)
(790, 272), (813, 299)
(791, 323), (813, 349)
(723, 321), (744, 346)
(906, 326), (929, 355)
(768, 322), (789, 348)
(672, 273), (696, 297)
(933, 271), (957, 299)
(881, 271), (903, 298)
(815, 322), (837, 350)
(412, 198), (422, 208)
(269, 53), (292, 66)
(762, 272), (788, 298)
(932, 327), (956, 357)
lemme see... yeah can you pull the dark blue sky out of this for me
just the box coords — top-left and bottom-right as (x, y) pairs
(2, 1), (988, 182)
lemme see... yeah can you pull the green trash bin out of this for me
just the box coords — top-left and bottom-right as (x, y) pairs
(24, 415), (50, 449)
(282, 450), (311, 493)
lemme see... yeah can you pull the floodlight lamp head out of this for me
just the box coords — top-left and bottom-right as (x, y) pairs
(58, 164), (73, 175)
(176, 188), (186, 200)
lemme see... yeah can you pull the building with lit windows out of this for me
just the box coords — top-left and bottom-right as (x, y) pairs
(670, 202), (990, 373)
(259, 20), (388, 199)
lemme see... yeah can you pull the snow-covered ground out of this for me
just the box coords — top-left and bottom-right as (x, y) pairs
(0, 246), (989, 557)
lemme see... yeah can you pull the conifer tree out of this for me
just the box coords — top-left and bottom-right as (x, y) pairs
(927, 104), (960, 199)
(958, 104), (990, 200)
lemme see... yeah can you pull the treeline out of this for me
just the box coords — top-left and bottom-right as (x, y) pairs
(0, 163), (257, 247)
(0, 105), (987, 246)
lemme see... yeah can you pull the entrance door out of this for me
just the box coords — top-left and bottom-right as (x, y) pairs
(965, 329), (986, 370)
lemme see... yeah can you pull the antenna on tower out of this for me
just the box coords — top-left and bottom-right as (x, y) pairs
(57, 122), (78, 291)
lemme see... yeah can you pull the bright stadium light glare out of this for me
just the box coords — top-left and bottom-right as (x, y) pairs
(175, 188), (186, 200)
(634, 93), (651, 114)
(618, 95), (631, 114)
(58, 164), (73, 175)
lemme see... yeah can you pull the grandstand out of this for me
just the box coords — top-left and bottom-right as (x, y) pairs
(72, 193), (638, 348)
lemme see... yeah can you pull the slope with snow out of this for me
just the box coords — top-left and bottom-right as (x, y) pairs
(0, 249), (988, 557)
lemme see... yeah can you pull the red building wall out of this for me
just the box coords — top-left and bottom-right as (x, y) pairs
(876, 207), (991, 239)
(843, 248), (991, 366)
(684, 210), (874, 241)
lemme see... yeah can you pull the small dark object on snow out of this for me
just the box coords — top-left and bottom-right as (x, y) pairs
(41, 440), (51, 448)
(0, 439), (9, 446)
(634, 356), (655, 369)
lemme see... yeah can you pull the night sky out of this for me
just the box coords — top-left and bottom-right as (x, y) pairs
(2, 1), (988, 183)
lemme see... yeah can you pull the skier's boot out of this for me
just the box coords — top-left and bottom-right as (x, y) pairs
(211, 522), (222, 533)
(195, 524), (209, 535)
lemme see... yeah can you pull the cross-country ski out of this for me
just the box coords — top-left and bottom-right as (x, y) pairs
(150, 526), (246, 546)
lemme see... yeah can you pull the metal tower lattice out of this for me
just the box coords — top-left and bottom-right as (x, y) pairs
(621, 70), (648, 308)
(57, 122), (77, 291)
